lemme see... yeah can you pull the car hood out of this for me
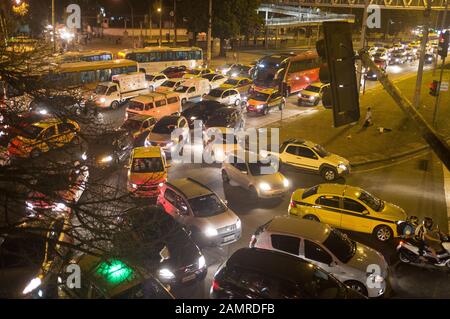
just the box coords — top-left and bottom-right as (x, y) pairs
(146, 132), (172, 144)
(252, 173), (286, 189)
(247, 99), (267, 106)
(380, 202), (407, 221)
(300, 90), (320, 97)
(193, 208), (239, 230)
(346, 242), (388, 276)
(324, 154), (350, 166)
(129, 171), (167, 185)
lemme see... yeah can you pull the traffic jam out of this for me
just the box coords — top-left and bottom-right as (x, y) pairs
(0, 35), (449, 301)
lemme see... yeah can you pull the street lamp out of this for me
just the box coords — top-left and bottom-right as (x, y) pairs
(157, 6), (162, 46)
(116, 0), (135, 47)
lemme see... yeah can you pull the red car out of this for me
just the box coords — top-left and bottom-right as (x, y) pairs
(161, 66), (187, 79)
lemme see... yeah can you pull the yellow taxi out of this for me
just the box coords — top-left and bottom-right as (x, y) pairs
(182, 67), (214, 79)
(127, 146), (168, 197)
(8, 117), (80, 158)
(246, 88), (285, 115)
(220, 77), (253, 95)
(288, 183), (407, 242)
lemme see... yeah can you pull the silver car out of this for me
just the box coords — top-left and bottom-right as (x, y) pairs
(221, 152), (289, 199)
(157, 178), (242, 246)
(251, 216), (389, 298)
(203, 88), (241, 107)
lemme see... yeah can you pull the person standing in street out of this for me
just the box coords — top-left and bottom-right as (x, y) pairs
(363, 107), (373, 128)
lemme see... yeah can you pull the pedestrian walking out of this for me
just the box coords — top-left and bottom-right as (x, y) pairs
(363, 107), (373, 128)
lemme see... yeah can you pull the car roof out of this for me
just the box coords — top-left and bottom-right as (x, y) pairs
(307, 82), (325, 88)
(32, 118), (69, 128)
(266, 216), (331, 243)
(167, 178), (213, 199)
(254, 87), (277, 95)
(227, 248), (319, 283)
(316, 183), (362, 198)
(132, 146), (162, 158)
(283, 138), (316, 148)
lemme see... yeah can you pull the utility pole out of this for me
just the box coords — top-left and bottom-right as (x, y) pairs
(357, 0), (369, 92)
(52, 0), (56, 52)
(433, 0), (448, 76)
(159, 1), (162, 46)
(207, 0), (212, 65)
(432, 54), (446, 128)
(413, 1), (432, 109)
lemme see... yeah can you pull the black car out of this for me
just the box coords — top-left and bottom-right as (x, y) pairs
(120, 208), (207, 286)
(181, 101), (226, 129)
(210, 248), (366, 299)
(204, 107), (244, 131)
(84, 130), (133, 168)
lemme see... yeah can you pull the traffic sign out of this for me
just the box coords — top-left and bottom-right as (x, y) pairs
(440, 81), (448, 92)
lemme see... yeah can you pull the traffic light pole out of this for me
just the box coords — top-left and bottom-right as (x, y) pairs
(433, 0), (448, 76)
(360, 51), (450, 170)
(433, 56), (446, 127)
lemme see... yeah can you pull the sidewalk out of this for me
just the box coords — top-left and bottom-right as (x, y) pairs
(267, 67), (450, 167)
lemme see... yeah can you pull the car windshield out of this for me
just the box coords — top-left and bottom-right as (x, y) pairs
(305, 85), (321, 93)
(313, 145), (330, 158)
(248, 160), (279, 176)
(187, 70), (201, 75)
(21, 125), (43, 139)
(131, 157), (164, 173)
(322, 229), (356, 263)
(152, 118), (178, 135)
(95, 84), (109, 95)
(161, 81), (176, 88)
(203, 74), (215, 81)
(188, 194), (227, 217)
(358, 190), (384, 212)
(174, 86), (189, 93)
(121, 119), (142, 131)
(127, 101), (146, 111)
(208, 89), (224, 98)
(146, 75), (156, 81)
(250, 92), (270, 102)
(224, 79), (239, 85)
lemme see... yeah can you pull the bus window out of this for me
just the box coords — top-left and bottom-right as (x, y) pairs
(97, 69), (111, 82)
(136, 53), (148, 63)
(127, 53), (137, 61)
(80, 71), (96, 84)
(195, 50), (202, 60)
(151, 52), (161, 62)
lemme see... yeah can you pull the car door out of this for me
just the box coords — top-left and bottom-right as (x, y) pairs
(154, 75), (166, 87)
(230, 90), (239, 105)
(313, 195), (343, 228)
(57, 122), (76, 146)
(296, 146), (321, 171)
(302, 240), (335, 276)
(228, 156), (248, 187)
(187, 86), (197, 100)
(280, 145), (300, 167)
(221, 90), (231, 104)
(269, 233), (301, 257)
(340, 197), (372, 233)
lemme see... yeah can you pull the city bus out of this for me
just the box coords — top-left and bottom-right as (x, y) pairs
(46, 59), (138, 89)
(56, 50), (114, 63)
(252, 51), (320, 95)
(117, 46), (203, 74)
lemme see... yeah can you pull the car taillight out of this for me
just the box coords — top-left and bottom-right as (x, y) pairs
(249, 235), (257, 248)
(212, 280), (220, 291)
(290, 200), (296, 208)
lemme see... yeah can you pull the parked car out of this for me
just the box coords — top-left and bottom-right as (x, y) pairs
(181, 101), (226, 129)
(182, 68), (214, 79)
(204, 107), (244, 132)
(246, 88), (285, 115)
(119, 114), (157, 143)
(201, 73), (228, 90)
(222, 151), (289, 199)
(155, 79), (185, 93)
(144, 115), (190, 157)
(203, 88), (242, 107)
(161, 65), (187, 78)
(126, 92), (181, 120)
(210, 248), (365, 299)
(157, 178), (242, 246)
(251, 216), (389, 297)
(127, 146), (168, 197)
(145, 73), (168, 91)
(288, 183), (408, 242)
(297, 83), (329, 106)
(273, 138), (350, 181)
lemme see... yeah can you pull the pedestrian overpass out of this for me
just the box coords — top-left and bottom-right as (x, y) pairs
(258, 3), (355, 28)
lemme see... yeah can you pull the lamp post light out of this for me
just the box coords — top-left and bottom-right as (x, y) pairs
(157, 7), (162, 46)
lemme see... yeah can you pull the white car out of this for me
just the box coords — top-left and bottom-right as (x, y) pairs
(145, 73), (168, 92)
(250, 216), (389, 298)
(274, 138), (350, 181)
(221, 151), (289, 199)
(203, 88), (241, 107)
(201, 73), (228, 90)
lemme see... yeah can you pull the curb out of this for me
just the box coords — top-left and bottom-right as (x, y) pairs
(351, 137), (450, 167)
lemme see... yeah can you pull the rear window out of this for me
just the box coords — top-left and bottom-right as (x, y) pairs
(302, 185), (318, 199)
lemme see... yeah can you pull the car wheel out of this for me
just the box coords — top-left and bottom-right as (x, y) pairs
(110, 101), (119, 110)
(262, 107), (269, 116)
(345, 281), (368, 297)
(321, 167), (337, 181)
(149, 85), (154, 92)
(373, 225), (393, 242)
(303, 214), (320, 222)
(398, 250), (412, 264)
(249, 186), (258, 200)
(30, 148), (41, 159)
(221, 170), (230, 183)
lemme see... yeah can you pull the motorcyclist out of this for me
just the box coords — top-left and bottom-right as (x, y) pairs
(402, 215), (419, 237)
(415, 217), (445, 261)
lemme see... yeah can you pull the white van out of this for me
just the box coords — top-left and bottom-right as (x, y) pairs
(126, 92), (181, 120)
(173, 78), (210, 105)
(93, 72), (149, 109)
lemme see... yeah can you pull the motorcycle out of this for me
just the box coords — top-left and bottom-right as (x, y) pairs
(397, 233), (450, 268)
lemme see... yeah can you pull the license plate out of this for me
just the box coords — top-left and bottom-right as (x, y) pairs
(182, 274), (196, 283)
(223, 235), (235, 243)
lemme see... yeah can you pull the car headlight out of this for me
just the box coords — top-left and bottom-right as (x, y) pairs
(190, 116), (197, 120)
(338, 163), (348, 171)
(131, 183), (137, 189)
(236, 219), (241, 229)
(23, 277), (41, 295)
(26, 201), (34, 210)
(159, 268), (175, 280)
(198, 256), (206, 269)
(259, 182), (271, 191)
(309, 96), (315, 101)
(100, 97), (106, 104)
(81, 152), (87, 161)
(283, 178), (290, 188)
(256, 104), (264, 109)
(38, 109), (48, 115)
(204, 227), (218, 237)
(54, 203), (67, 211)
(100, 155), (113, 163)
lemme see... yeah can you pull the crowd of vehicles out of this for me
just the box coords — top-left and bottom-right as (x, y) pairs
(2, 42), (448, 301)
